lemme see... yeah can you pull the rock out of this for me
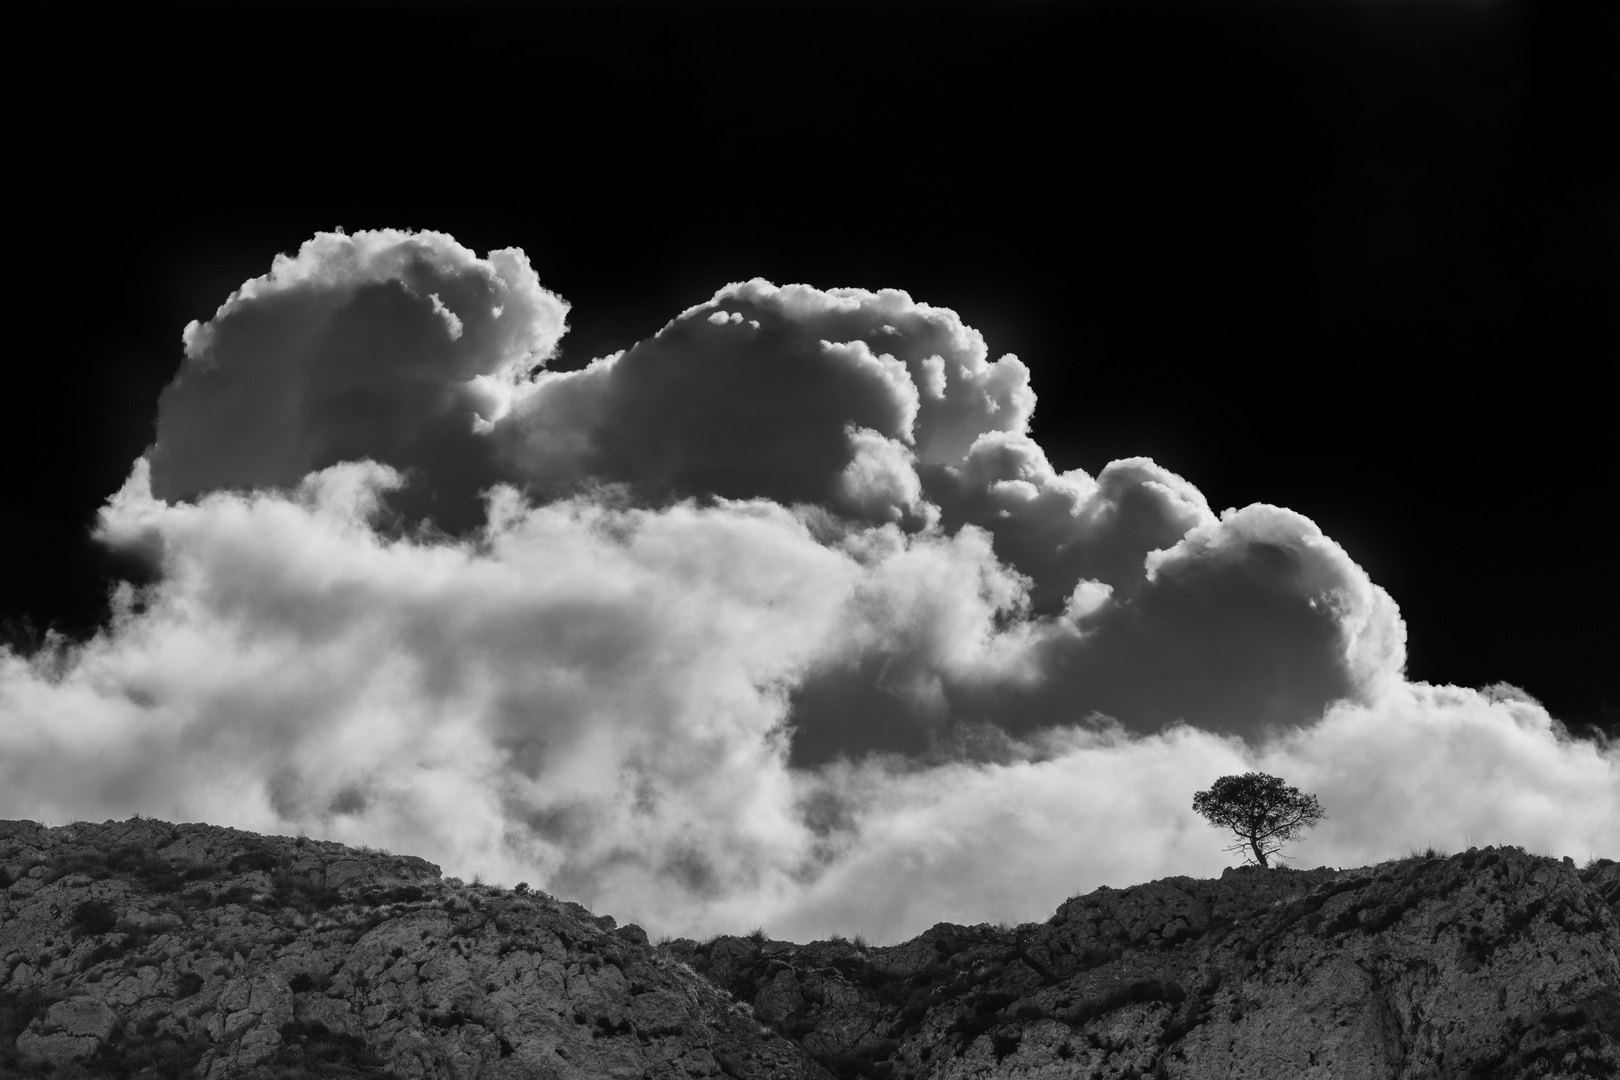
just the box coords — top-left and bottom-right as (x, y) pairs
(0, 817), (830, 1079)
(682, 848), (1620, 1078)
(14, 996), (120, 1066)
(3, 817), (1618, 1078)
(47, 995), (119, 1039)
(15, 1030), (101, 1065)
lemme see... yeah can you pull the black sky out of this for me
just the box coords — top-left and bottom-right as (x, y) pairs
(3, 0), (1616, 731)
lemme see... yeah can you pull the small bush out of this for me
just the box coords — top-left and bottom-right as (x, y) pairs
(344, 910), (392, 942)
(78, 930), (153, 972)
(211, 884), (256, 908)
(268, 1020), (392, 1075)
(991, 1032), (1021, 1063)
(81, 1020), (211, 1078)
(43, 851), (112, 884)
(974, 991), (1020, 1017)
(0, 988), (57, 1071)
(818, 1041), (898, 1079)
(72, 899), (119, 937)
(101, 844), (185, 893)
(227, 849), (280, 874)
(1504, 899), (1547, 936)
(1075, 945), (1120, 970)
(948, 1011), (1001, 1055)
(1063, 980), (1185, 1030)
(356, 884), (424, 906)
(1160, 996), (1212, 1046)
(272, 871), (343, 912)
(174, 971), (204, 998)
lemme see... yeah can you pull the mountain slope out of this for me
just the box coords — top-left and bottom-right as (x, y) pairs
(0, 818), (825, 1079)
(681, 852), (1620, 1078)
(3, 817), (1619, 1078)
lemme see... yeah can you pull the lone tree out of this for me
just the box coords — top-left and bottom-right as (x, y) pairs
(1192, 772), (1326, 868)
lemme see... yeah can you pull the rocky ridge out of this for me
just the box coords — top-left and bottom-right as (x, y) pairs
(3, 818), (1620, 1078)
(0, 818), (822, 1079)
(678, 852), (1620, 1079)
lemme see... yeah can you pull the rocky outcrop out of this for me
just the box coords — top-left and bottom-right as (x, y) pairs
(0, 818), (827, 1079)
(4, 817), (1618, 1078)
(678, 851), (1620, 1079)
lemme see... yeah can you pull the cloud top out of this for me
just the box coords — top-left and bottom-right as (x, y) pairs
(150, 229), (568, 530)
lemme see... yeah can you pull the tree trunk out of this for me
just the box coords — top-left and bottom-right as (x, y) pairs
(1249, 835), (1269, 868)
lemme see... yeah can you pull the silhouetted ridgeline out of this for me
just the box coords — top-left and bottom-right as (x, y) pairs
(2, 818), (1618, 1078)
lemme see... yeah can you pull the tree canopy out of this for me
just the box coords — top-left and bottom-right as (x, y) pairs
(1192, 772), (1326, 868)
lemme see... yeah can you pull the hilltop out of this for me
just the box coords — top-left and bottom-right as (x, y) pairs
(2, 818), (1618, 1078)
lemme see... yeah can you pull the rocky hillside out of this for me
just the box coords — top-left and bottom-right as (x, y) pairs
(3, 818), (1620, 1079)
(677, 853), (1620, 1080)
(0, 818), (825, 1079)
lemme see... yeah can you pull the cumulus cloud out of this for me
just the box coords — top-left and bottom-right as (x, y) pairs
(492, 280), (1019, 524)
(2, 228), (1613, 943)
(150, 229), (568, 531)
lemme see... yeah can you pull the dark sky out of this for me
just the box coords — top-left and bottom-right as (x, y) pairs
(3, 0), (1616, 733)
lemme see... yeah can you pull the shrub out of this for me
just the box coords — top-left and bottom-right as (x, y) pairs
(71, 899), (119, 937)
(211, 884), (256, 908)
(227, 848), (281, 874)
(344, 910), (393, 942)
(174, 971), (205, 999)
(272, 871), (343, 912)
(101, 844), (182, 893)
(817, 1041), (898, 1079)
(1063, 980), (1185, 1029)
(84, 1024), (211, 1077)
(974, 991), (1020, 1017)
(44, 851), (112, 884)
(268, 1020), (391, 1075)
(948, 1011), (1001, 1055)
(1075, 945), (1121, 970)
(355, 884), (424, 906)
(78, 930), (152, 972)
(0, 988), (57, 1071)
(1159, 990), (1214, 1046)
(991, 1032), (1021, 1063)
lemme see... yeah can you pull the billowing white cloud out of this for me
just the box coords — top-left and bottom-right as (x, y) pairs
(150, 229), (568, 530)
(2, 229), (1613, 945)
(764, 686), (1620, 942)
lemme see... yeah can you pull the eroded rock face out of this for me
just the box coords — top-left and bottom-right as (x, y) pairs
(0, 818), (828, 1079)
(676, 853), (1620, 1079)
(4, 818), (1619, 1079)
